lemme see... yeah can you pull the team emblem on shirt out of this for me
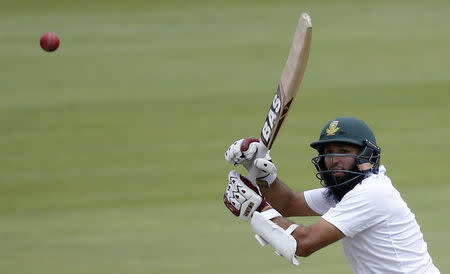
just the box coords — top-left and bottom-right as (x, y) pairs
(326, 120), (340, 136)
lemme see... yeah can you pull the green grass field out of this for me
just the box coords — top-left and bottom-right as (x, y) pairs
(1, 0), (449, 273)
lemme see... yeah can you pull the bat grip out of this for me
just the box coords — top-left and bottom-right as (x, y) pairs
(246, 142), (268, 185)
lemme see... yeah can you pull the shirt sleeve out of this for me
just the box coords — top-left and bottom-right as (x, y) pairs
(304, 188), (334, 216)
(321, 183), (388, 237)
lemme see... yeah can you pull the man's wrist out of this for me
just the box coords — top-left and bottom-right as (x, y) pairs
(257, 180), (269, 188)
(257, 175), (278, 188)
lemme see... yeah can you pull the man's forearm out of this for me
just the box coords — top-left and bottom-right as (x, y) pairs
(257, 177), (296, 215)
(257, 177), (319, 217)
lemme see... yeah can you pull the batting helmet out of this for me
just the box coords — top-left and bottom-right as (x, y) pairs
(310, 117), (382, 191)
(310, 116), (377, 151)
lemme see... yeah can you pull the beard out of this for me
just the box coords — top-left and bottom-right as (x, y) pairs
(322, 167), (364, 203)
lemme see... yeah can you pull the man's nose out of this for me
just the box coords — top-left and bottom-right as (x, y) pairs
(330, 155), (344, 165)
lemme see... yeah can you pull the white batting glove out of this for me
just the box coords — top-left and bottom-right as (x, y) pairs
(223, 170), (270, 221)
(224, 138), (260, 165)
(224, 138), (277, 185)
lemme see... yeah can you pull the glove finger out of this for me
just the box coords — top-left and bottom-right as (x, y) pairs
(224, 146), (234, 163)
(242, 142), (259, 160)
(224, 147), (238, 164)
(233, 186), (249, 203)
(223, 194), (240, 216)
(241, 138), (260, 160)
(224, 139), (244, 164)
(231, 140), (245, 164)
(254, 158), (277, 174)
(225, 186), (242, 209)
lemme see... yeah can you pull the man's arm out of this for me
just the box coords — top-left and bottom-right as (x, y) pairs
(224, 170), (345, 262)
(269, 213), (345, 257)
(225, 138), (319, 215)
(256, 178), (343, 256)
(257, 177), (319, 217)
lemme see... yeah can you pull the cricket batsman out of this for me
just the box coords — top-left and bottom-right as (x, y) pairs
(223, 116), (440, 273)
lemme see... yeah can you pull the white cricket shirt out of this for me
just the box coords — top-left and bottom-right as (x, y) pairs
(304, 165), (439, 274)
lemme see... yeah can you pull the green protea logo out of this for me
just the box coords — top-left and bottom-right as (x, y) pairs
(326, 120), (340, 136)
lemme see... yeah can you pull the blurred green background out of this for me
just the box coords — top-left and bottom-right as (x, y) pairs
(1, 0), (448, 273)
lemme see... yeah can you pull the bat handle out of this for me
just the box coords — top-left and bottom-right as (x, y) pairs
(246, 142), (268, 185)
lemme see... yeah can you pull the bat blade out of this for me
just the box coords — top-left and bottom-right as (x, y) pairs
(260, 13), (312, 149)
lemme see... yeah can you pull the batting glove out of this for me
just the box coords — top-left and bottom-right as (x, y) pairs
(224, 138), (260, 165)
(224, 138), (278, 185)
(223, 170), (270, 221)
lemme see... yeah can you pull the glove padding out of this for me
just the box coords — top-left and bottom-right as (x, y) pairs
(224, 138), (277, 185)
(224, 170), (269, 221)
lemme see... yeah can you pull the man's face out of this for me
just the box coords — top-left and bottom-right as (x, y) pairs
(323, 143), (361, 178)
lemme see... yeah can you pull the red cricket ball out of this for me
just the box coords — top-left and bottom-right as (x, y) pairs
(40, 32), (60, 52)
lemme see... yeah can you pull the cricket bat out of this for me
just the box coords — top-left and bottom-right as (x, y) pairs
(247, 13), (312, 183)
